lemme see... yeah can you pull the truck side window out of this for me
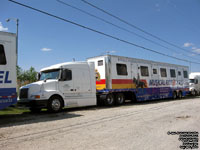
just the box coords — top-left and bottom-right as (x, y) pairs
(170, 69), (176, 78)
(160, 68), (167, 77)
(61, 69), (72, 81)
(183, 71), (188, 78)
(98, 60), (103, 66)
(116, 64), (128, 76)
(141, 66), (149, 76)
(0, 44), (6, 65)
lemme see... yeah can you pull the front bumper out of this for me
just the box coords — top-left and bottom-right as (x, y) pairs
(17, 99), (48, 108)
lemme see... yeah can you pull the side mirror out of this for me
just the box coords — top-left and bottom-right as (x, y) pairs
(37, 73), (41, 81)
(195, 79), (198, 84)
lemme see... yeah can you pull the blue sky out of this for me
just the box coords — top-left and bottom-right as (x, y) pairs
(0, 0), (200, 72)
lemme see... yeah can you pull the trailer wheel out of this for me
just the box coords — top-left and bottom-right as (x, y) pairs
(172, 91), (177, 99)
(48, 96), (63, 113)
(178, 91), (182, 99)
(115, 93), (125, 105)
(104, 94), (114, 106)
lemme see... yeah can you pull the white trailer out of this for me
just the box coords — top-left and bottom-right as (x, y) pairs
(189, 72), (200, 95)
(18, 55), (189, 112)
(0, 31), (17, 110)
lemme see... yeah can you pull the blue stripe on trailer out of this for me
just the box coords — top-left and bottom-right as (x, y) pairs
(0, 88), (17, 110)
(97, 87), (189, 101)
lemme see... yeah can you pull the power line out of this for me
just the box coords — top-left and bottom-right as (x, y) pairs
(56, 0), (200, 62)
(81, 0), (200, 56)
(8, 0), (200, 65)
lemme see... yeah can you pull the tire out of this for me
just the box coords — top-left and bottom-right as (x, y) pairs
(115, 93), (125, 105)
(178, 91), (182, 99)
(131, 93), (137, 103)
(104, 94), (114, 106)
(172, 91), (177, 99)
(48, 96), (63, 113)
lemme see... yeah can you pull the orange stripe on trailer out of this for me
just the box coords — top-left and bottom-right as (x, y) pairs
(112, 84), (136, 89)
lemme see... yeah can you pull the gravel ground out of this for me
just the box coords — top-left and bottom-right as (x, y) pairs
(0, 97), (199, 150)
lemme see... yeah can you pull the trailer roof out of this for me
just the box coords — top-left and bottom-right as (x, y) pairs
(87, 55), (188, 68)
(40, 61), (88, 72)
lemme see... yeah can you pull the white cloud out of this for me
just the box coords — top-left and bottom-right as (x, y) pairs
(155, 3), (160, 12)
(192, 48), (200, 54)
(0, 22), (8, 31)
(183, 42), (193, 47)
(41, 48), (52, 52)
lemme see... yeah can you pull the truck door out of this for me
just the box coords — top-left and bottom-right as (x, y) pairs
(73, 68), (95, 106)
(58, 68), (78, 107)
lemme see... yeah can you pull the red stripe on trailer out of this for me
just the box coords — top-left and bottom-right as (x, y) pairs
(112, 79), (133, 84)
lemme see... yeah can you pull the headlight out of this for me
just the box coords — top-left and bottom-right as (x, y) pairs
(30, 95), (40, 99)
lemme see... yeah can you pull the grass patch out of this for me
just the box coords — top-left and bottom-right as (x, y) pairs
(0, 106), (29, 115)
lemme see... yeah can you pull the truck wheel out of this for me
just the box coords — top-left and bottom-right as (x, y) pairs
(48, 96), (63, 113)
(172, 91), (177, 99)
(115, 93), (125, 105)
(104, 94), (114, 106)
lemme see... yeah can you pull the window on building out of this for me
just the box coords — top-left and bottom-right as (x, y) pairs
(183, 71), (188, 78)
(98, 60), (103, 66)
(116, 64), (128, 76)
(153, 69), (157, 74)
(0, 44), (6, 65)
(141, 66), (149, 77)
(178, 71), (181, 76)
(160, 68), (167, 77)
(170, 69), (176, 78)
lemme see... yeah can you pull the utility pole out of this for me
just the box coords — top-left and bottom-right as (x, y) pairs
(6, 18), (19, 65)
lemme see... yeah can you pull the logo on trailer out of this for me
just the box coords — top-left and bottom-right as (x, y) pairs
(95, 69), (101, 81)
(0, 71), (12, 84)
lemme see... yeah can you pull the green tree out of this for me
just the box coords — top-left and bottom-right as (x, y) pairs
(17, 66), (38, 86)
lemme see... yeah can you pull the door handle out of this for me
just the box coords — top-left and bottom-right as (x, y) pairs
(70, 89), (77, 91)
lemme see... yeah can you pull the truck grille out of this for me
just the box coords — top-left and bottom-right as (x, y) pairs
(19, 88), (28, 99)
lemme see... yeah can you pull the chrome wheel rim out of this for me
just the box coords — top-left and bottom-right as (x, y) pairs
(107, 96), (113, 104)
(52, 99), (61, 111)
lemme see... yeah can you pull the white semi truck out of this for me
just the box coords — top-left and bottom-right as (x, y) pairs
(0, 31), (17, 110)
(18, 55), (189, 112)
(189, 72), (200, 95)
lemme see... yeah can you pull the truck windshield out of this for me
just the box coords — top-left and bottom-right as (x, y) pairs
(40, 69), (60, 81)
(189, 79), (195, 83)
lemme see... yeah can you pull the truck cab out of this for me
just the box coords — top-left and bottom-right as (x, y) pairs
(18, 62), (97, 112)
(189, 73), (200, 96)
